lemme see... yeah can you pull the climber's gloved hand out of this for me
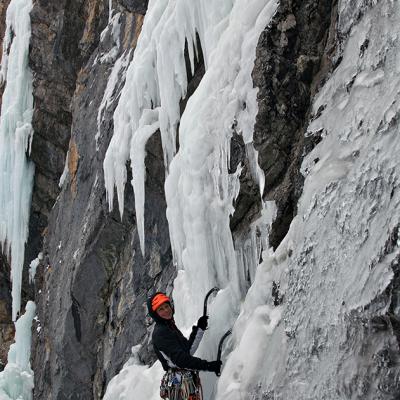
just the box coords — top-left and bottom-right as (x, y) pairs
(206, 360), (222, 375)
(197, 315), (209, 330)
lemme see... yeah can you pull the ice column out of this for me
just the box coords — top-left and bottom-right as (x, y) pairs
(165, 0), (278, 327)
(0, 301), (36, 400)
(0, 0), (35, 321)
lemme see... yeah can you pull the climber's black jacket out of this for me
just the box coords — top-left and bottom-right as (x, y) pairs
(147, 293), (209, 371)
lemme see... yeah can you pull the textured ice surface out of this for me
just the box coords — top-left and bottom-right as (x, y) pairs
(103, 0), (276, 255)
(103, 0), (278, 398)
(271, 1), (400, 398)
(104, 0), (400, 399)
(28, 253), (43, 284)
(227, 1), (400, 398)
(0, 0), (34, 321)
(0, 301), (36, 400)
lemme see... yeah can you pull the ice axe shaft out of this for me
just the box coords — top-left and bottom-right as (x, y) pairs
(203, 287), (219, 316)
(216, 329), (232, 377)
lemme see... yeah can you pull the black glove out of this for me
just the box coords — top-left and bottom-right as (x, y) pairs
(206, 360), (222, 375)
(197, 315), (209, 330)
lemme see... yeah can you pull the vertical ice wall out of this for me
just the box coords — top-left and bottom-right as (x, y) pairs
(103, 0), (278, 399)
(104, 0), (278, 326)
(219, 0), (400, 398)
(104, 0), (400, 398)
(0, 0), (34, 321)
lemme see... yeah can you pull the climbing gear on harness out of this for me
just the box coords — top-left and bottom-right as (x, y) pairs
(160, 369), (203, 400)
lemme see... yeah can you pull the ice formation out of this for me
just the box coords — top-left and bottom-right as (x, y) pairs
(221, 0), (400, 398)
(103, 0), (278, 398)
(104, 0), (400, 398)
(58, 150), (70, 188)
(0, 301), (36, 400)
(28, 253), (43, 284)
(96, 49), (131, 148)
(104, 0), (275, 254)
(0, 0), (34, 321)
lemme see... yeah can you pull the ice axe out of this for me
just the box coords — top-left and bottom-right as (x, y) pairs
(203, 287), (219, 317)
(216, 329), (232, 377)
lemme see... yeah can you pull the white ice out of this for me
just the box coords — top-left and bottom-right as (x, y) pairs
(96, 49), (131, 149)
(0, 0), (34, 321)
(58, 150), (69, 188)
(99, 12), (121, 64)
(103, 0), (278, 398)
(104, 0), (274, 251)
(221, 0), (400, 398)
(104, 0), (400, 398)
(28, 253), (43, 284)
(0, 301), (36, 400)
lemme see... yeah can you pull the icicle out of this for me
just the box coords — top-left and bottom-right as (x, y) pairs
(104, 0), (234, 254)
(130, 108), (160, 255)
(103, 0), (279, 399)
(0, 0), (34, 321)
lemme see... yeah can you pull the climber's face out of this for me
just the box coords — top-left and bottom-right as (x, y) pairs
(156, 302), (173, 320)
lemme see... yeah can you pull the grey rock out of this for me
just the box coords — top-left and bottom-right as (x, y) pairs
(119, 0), (148, 15)
(249, 0), (337, 249)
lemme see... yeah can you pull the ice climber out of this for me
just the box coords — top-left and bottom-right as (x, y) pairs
(147, 292), (222, 400)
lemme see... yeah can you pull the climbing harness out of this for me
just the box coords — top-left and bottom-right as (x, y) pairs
(160, 369), (203, 400)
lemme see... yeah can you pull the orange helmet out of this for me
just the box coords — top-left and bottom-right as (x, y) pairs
(151, 293), (171, 311)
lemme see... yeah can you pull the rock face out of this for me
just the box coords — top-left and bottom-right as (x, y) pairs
(0, 0), (398, 399)
(0, 254), (13, 372)
(28, 2), (175, 399)
(230, 0), (336, 249)
(251, 0), (337, 249)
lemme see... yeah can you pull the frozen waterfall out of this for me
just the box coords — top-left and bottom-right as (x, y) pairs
(103, 0), (400, 399)
(0, 0), (34, 322)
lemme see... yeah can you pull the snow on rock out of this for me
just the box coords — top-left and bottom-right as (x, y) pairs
(95, 49), (131, 148)
(0, 0), (34, 321)
(0, 301), (36, 400)
(99, 12), (122, 65)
